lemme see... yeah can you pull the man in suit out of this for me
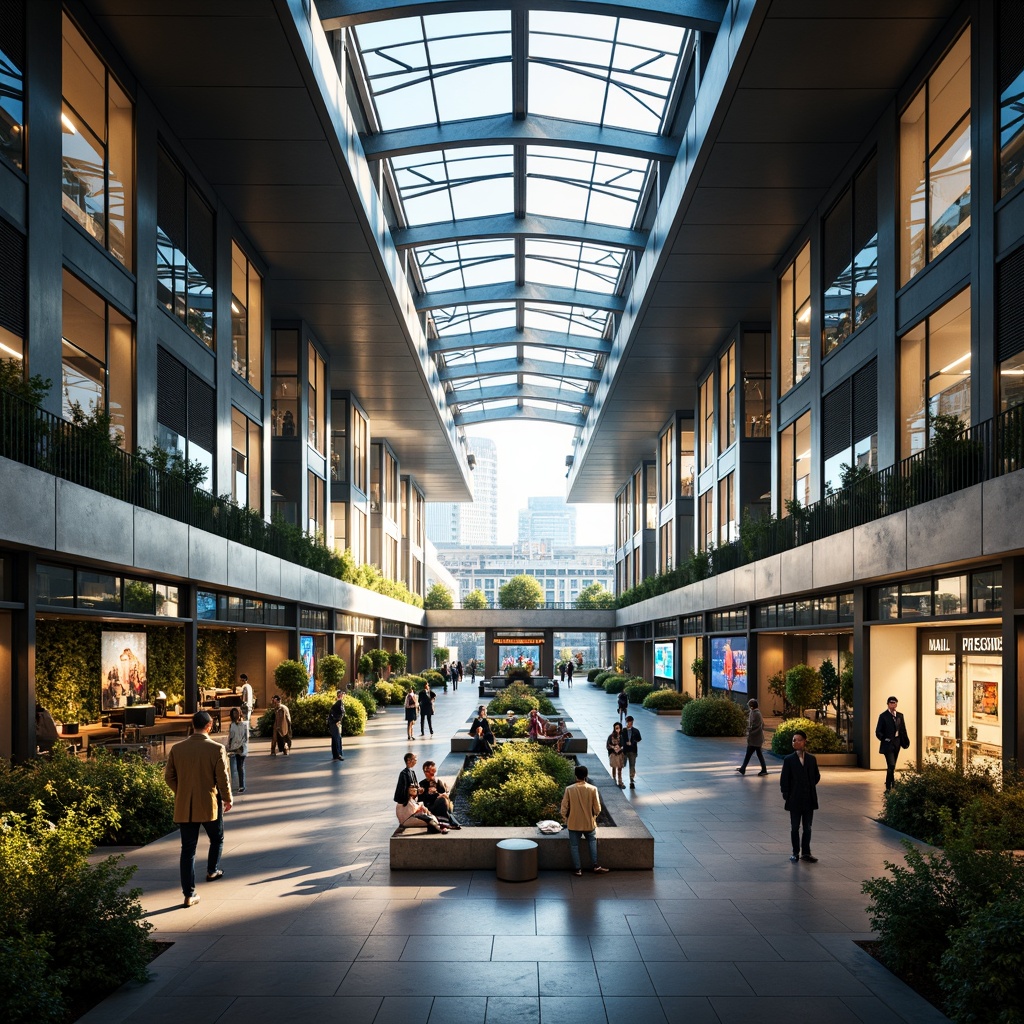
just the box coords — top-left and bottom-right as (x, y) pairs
(875, 695), (911, 792)
(394, 751), (419, 806)
(164, 711), (232, 907)
(780, 729), (820, 863)
(622, 715), (642, 788)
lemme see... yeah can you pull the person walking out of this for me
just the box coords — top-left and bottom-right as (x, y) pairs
(270, 695), (292, 755)
(455, 660), (463, 690)
(566, 660), (574, 687)
(875, 695), (910, 792)
(469, 659), (477, 685)
(164, 710), (232, 907)
(327, 689), (345, 761)
(419, 682), (435, 736)
(606, 721), (626, 788)
(238, 673), (253, 722)
(226, 706), (248, 793)
(404, 688), (418, 741)
(780, 729), (820, 863)
(560, 662), (566, 687)
(737, 698), (768, 775)
(440, 663), (450, 693)
(622, 715), (642, 788)
(560, 764), (610, 876)
(616, 689), (629, 726)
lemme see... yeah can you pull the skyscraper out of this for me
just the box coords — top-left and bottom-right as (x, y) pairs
(517, 496), (577, 549)
(426, 436), (498, 546)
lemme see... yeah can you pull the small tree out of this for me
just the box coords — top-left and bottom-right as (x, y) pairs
(575, 582), (615, 609)
(767, 670), (791, 717)
(363, 648), (390, 683)
(785, 664), (822, 716)
(274, 660), (310, 702)
(357, 653), (373, 681)
(433, 646), (450, 667)
(819, 657), (838, 727)
(498, 574), (544, 609)
(388, 650), (407, 675)
(690, 656), (707, 699)
(462, 588), (487, 609)
(316, 654), (346, 692)
(424, 583), (454, 609)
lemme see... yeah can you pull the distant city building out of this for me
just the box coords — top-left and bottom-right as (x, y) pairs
(517, 496), (577, 549)
(435, 543), (613, 608)
(425, 436), (498, 546)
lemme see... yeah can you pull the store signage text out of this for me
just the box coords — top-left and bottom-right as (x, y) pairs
(493, 637), (545, 645)
(961, 636), (1002, 653)
(927, 638), (951, 652)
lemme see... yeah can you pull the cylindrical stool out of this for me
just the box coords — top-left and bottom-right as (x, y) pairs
(495, 838), (538, 882)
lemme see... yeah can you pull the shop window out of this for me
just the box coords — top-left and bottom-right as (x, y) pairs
(900, 28), (971, 284)
(0, 217), (26, 362)
(156, 347), (214, 490)
(936, 575), (968, 616)
(779, 241), (811, 394)
(231, 407), (262, 512)
(124, 578), (155, 614)
(61, 13), (133, 267)
(36, 564), (74, 606)
(779, 411), (811, 516)
(0, 1), (24, 170)
(743, 332), (770, 437)
(875, 584), (899, 620)
(718, 343), (736, 451)
(78, 570), (120, 610)
(62, 271), (133, 449)
(157, 146), (215, 346)
(271, 328), (298, 438)
(308, 341), (326, 455)
(900, 289), (971, 458)
(230, 242), (263, 389)
(823, 155), (878, 354)
(699, 373), (714, 469)
(155, 584), (179, 617)
(999, 0), (1024, 196)
(900, 578), (933, 617)
(971, 570), (1002, 613)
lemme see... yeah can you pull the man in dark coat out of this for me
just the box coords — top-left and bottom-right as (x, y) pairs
(875, 695), (911, 792)
(780, 729), (820, 863)
(394, 751), (419, 805)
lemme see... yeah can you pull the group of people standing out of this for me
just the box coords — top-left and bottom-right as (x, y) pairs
(558, 660), (575, 687)
(404, 682), (437, 740)
(439, 660), (464, 690)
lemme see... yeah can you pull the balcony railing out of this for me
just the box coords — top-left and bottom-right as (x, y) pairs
(618, 404), (1024, 607)
(0, 386), (336, 575)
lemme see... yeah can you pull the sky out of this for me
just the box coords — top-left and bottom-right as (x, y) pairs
(468, 421), (614, 547)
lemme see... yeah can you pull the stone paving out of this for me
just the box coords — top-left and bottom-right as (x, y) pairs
(82, 682), (950, 1024)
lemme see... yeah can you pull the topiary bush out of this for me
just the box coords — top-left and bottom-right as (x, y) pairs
(460, 743), (575, 826)
(881, 760), (1000, 846)
(274, 659), (311, 702)
(680, 695), (747, 736)
(601, 674), (628, 694)
(593, 670), (617, 688)
(770, 717), (845, 756)
(643, 689), (691, 711)
(0, 746), (175, 846)
(625, 678), (654, 704)
(587, 668), (602, 682)
(0, 807), (154, 1023)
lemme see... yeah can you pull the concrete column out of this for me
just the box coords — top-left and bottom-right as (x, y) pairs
(183, 585), (198, 713)
(11, 552), (36, 762)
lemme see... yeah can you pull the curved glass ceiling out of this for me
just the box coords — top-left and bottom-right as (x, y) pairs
(349, 6), (693, 427)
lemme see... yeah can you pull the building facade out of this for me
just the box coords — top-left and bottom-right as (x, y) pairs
(517, 496), (577, 549)
(425, 436), (498, 547)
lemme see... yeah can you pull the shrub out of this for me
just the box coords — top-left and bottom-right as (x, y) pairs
(420, 669), (444, 690)
(488, 682), (555, 716)
(340, 694), (368, 736)
(257, 692), (366, 737)
(316, 653), (346, 691)
(350, 687), (377, 718)
(939, 894), (1024, 1024)
(461, 743), (575, 826)
(274, 659), (310, 702)
(770, 717), (845, 756)
(643, 689), (691, 711)
(505, 665), (532, 684)
(680, 695), (747, 737)
(0, 746), (174, 846)
(881, 761), (1000, 845)
(0, 807), (153, 1022)
(388, 650), (407, 675)
(863, 821), (1024, 986)
(960, 787), (1024, 851)
(489, 717), (530, 739)
(784, 664), (822, 713)
(601, 674), (627, 694)
(594, 670), (618, 688)
(625, 678), (653, 704)
(587, 668), (602, 682)
(373, 681), (394, 706)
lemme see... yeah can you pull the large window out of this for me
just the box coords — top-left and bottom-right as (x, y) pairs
(156, 347), (215, 490)
(779, 242), (811, 394)
(330, 396), (347, 482)
(780, 411), (811, 515)
(231, 408), (262, 511)
(271, 328), (298, 438)
(61, 271), (132, 448)
(718, 343), (736, 451)
(679, 421), (695, 497)
(61, 13), (133, 267)
(0, 0), (24, 170)
(1000, 0), (1024, 197)
(308, 470), (325, 536)
(699, 373), (714, 469)
(900, 289), (971, 458)
(823, 361), (878, 492)
(616, 489), (629, 547)
(900, 28), (971, 284)
(699, 488), (713, 551)
(659, 424), (673, 506)
(823, 156), (878, 354)
(717, 472), (735, 546)
(352, 408), (368, 491)
(743, 332), (770, 437)
(231, 242), (262, 389)
(308, 342), (326, 455)
(157, 146), (215, 346)
(0, 217), (25, 362)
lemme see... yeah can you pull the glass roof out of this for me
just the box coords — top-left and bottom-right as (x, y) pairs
(350, 7), (692, 426)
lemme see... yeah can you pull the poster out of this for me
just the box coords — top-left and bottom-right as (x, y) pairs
(934, 677), (955, 716)
(710, 636), (747, 694)
(101, 632), (148, 708)
(654, 641), (674, 680)
(971, 679), (999, 724)
(299, 635), (315, 694)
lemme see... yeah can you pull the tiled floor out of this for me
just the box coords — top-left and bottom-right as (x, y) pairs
(82, 683), (950, 1023)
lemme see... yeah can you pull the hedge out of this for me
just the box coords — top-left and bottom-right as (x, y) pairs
(679, 695), (747, 736)
(642, 689), (691, 711)
(255, 692), (366, 738)
(625, 678), (654, 704)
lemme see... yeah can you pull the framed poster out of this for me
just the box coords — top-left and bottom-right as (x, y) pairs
(101, 632), (148, 709)
(934, 677), (955, 716)
(710, 637), (747, 694)
(299, 635), (315, 694)
(654, 641), (674, 680)
(971, 679), (999, 725)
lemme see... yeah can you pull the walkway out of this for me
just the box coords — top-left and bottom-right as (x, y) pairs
(83, 683), (949, 1024)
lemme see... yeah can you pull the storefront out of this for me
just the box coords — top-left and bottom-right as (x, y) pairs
(919, 630), (1003, 771)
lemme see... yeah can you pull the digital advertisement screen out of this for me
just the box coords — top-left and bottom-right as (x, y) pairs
(654, 641), (674, 680)
(299, 635), (315, 693)
(711, 636), (748, 694)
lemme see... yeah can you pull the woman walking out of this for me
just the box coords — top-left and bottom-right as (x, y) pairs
(606, 721), (626, 788)
(737, 698), (768, 775)
(227, 706), (249, 792)
(404, 688), (418, 741)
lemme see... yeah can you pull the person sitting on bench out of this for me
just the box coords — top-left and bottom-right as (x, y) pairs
(527, 709), (572, 753)
(396, 783), (448, 834)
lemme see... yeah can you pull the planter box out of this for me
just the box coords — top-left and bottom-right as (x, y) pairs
(390, 751), (653, 871)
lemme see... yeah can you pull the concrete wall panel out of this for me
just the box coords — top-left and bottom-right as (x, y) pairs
(780, 542), (813, 594)
(755, 553), (782, 600)
(0, 457), (56, 551)
(734, 563), (756, 603)
(906, 485), (982, 571)
(982, 473), (1024, 556)
(133, 507), (188, 577)
(279, 559), (302, 602)
(226, 541), (258, 593)
(255, 550), (282, 597)
(854, 513), (907, 581)
(811, 531), (854, 590)
(56, 480), (133, 565)
(187, 529), (229, 587)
